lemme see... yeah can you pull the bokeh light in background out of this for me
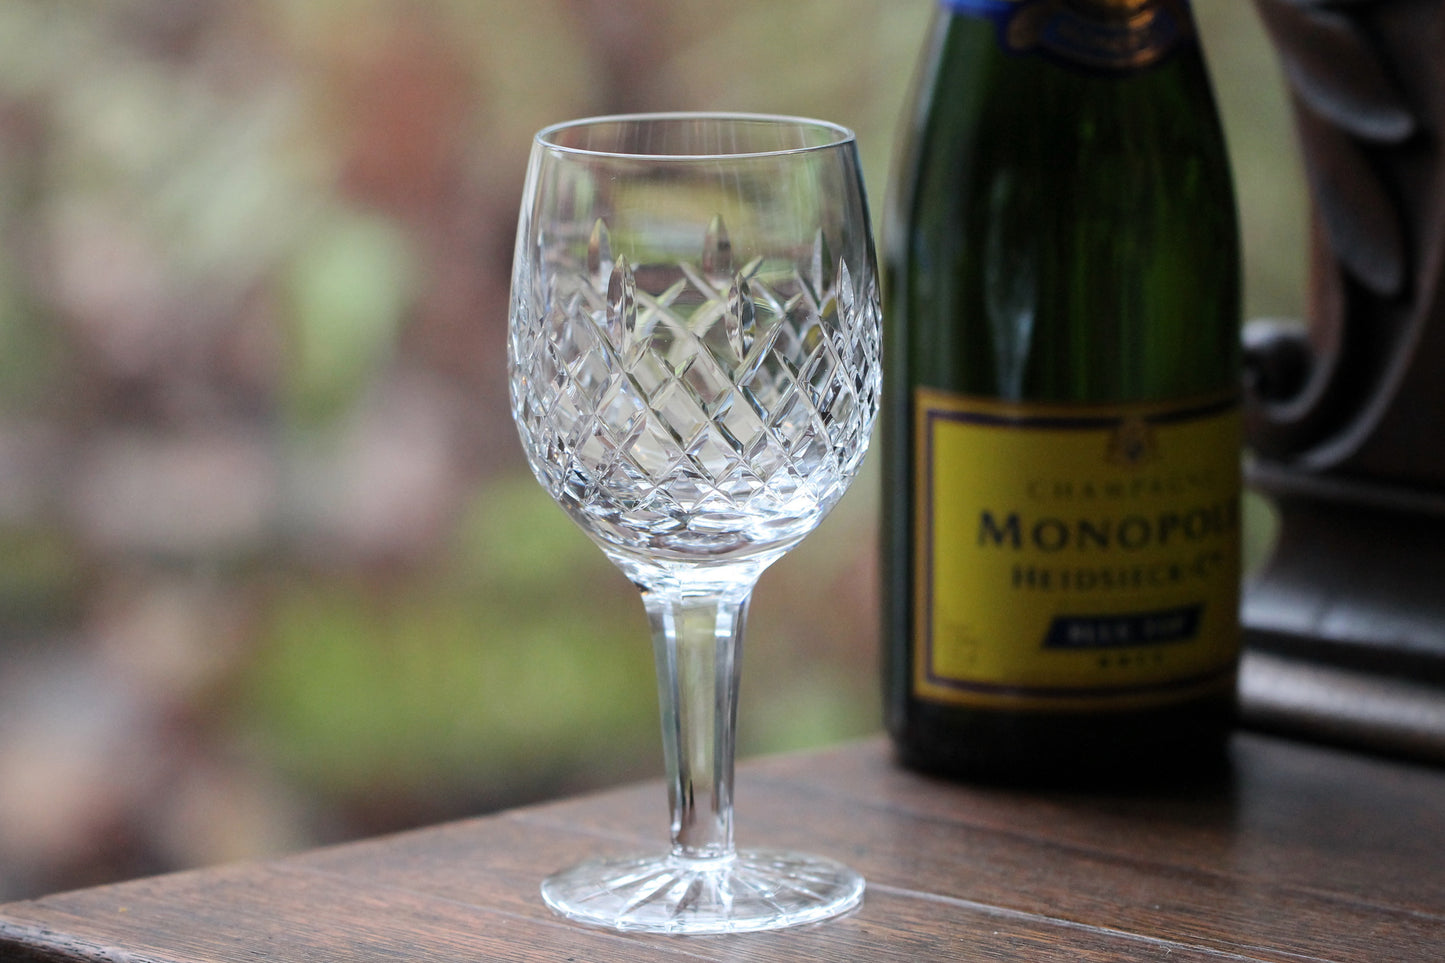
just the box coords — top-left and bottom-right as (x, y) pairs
(0, 0), (1303, 899)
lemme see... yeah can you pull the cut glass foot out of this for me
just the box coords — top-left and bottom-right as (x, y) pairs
(540, 850), (864, 934)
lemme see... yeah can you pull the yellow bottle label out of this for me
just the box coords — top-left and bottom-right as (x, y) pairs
(913, 389), (1241, 711)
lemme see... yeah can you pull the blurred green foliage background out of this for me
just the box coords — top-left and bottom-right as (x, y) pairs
(0, 0), (1304, 899)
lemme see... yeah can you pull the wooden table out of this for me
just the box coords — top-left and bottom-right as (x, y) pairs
(1, 732), (1441, 962)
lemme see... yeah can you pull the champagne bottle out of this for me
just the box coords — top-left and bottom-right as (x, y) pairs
(882, 0), (1242, 783)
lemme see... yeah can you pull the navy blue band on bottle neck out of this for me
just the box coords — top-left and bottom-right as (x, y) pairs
(942, 0), (1023, 10)
(939, 0), (1193, 74)
(940, 0), (1016, 16)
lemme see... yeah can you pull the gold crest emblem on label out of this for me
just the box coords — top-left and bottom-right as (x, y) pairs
(1106, 416), (1158, 468)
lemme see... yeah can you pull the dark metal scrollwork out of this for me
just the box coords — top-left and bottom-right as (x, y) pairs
(1246, 0), (1444, 488)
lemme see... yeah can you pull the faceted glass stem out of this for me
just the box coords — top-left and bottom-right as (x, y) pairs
(645, 580), (749, 864)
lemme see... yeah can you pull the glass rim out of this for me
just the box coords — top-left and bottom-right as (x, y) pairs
(533, 111), (857, 161)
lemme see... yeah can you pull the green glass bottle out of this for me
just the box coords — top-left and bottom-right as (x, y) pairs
(882, 0), (1242, 783)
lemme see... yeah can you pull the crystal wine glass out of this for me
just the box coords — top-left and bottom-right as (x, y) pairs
(507, 112), (881, 934)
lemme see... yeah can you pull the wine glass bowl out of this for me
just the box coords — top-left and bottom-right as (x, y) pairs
(511, 114), (879, 585)
(507, 113), (880, 934)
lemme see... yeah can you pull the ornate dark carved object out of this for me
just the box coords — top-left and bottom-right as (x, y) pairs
(1243, 0), (1445, 763)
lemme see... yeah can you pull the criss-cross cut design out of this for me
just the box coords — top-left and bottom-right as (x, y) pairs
(512, 217), (881, 566)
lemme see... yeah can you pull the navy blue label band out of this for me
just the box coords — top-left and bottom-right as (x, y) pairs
(940, 0), (1016, 15)
(939, 0), (1192, 74)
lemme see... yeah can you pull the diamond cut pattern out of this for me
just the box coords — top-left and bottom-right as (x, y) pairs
(511, 220), (881, 560)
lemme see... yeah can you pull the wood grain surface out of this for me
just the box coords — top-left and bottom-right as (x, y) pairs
(1, 733), (1441, 962)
